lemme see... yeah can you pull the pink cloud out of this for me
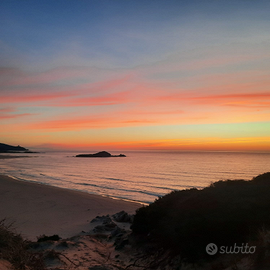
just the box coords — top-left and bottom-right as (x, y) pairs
(0, 67), (134, 108)
(0, 113), (33, 120)
(67, 91), (131, 106)
(0, 91), (76, 104)
(1, 46), (269, 135)
(0, 107), (34, 119)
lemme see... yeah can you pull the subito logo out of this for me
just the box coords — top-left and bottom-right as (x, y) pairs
(206, 243), (218, 255)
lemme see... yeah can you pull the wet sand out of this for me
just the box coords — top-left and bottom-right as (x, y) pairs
(0, 174), (141, 240)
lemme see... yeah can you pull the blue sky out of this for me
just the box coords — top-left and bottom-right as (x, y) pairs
(1, 0), (269, 69)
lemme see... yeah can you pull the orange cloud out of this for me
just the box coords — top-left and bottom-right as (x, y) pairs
(115, 137), (270, 151)
(190, 92), (270, 107)
(33, 136), (270, 152)
(154, 91), (270, 108)
(25, 115), (160, 131)
(27, 117), (109, 130)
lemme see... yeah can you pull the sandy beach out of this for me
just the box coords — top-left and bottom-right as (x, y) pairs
(0, 174), (141, 241)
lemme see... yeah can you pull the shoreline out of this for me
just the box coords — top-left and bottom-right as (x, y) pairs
(0, 174), (141, 241)
(6, 173), (148, 206)
(0, 154), (151, 205)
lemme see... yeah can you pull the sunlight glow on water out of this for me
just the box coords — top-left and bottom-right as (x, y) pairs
(1, 151), (269, 204)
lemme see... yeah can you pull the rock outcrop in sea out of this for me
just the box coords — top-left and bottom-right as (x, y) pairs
(76, 151), (126, 158)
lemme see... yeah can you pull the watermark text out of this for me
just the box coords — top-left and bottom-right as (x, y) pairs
(206, 243), (256, 255)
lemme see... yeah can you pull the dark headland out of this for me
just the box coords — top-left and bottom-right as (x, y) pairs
(0, 143), (35, 153)
(76, 151), (126, 157)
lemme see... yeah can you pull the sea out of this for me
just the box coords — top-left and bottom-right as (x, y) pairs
(0, 151), (270, 204)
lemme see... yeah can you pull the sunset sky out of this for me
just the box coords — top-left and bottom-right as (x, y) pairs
(1, 0), (270, 151)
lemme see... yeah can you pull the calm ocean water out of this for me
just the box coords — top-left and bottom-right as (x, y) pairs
(0, 151), (269, 204)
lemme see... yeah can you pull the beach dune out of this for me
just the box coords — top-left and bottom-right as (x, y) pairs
(0, 175), (141, 240)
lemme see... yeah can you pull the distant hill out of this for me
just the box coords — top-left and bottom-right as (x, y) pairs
(0, 143), (29, 153)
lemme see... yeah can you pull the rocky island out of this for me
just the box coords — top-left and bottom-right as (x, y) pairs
(76, 151), (126, 158)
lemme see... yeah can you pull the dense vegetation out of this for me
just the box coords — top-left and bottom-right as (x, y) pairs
(131, 172), (270, 263)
